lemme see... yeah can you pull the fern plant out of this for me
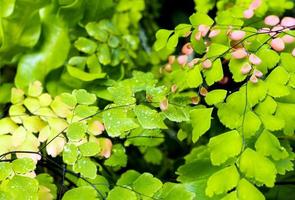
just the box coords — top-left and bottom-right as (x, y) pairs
(0, 0), (294, 199)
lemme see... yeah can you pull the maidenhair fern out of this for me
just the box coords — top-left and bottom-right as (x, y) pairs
(0, 0), (294, 199)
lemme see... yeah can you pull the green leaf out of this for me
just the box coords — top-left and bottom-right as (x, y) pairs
(87, 54), (103, 73)
(177, 147), (220, 183)
(79, 142), (100, 157)
(206, 43), (229, 58)
(74, 105), (98, 118)
(0, 162), (13, 181)
(144, 147), (163, 165)
(275, 102), (295, 135)
(62, 186), (98, 200)
(4, 175), (39, 200)
(280, 52), (295, 72)
(134, 105), (167, 129)
(194, 0), (215, 13)
(133, 173), (163, 199)
(217, 91), (245, 129)
(259, 114), (285, 131)
(97, 43), (111, 65)
(103, 107), (139, 137)
(162, 104), (190, 122)
(63, 143), (79, 165)
(254, 96), (277, 115)
(190, 29), (206, 54)
(73, 89), (97, 105)
(208, 130), (242, 166)
(67, 65), (106, 81)
(36, 173), (57, 199)
(190, 108), (213, 142)
(272, 142), (295, 175)
(10, 88), (25, 104)
(205, 89), (227, 105)
(203, 59), (224, 86)
(256, 47), (280, 73)
(189, 12), (214, 26)
(242, 81), (267, 107)
(125, 128), (164, 147)
(0, 117), (18, 135)
(174, 24), (192, 37)
(186, 66), (203, 88)
(237, 179), (265, 200)
(128, 71), (157, 93)
(68, 56), (87, 69)
(229, 59), (248, 82)
(166, 34), (178, 50)
(104, 144), (127, 168)
(239, 148), (277, 187)
(242, 111), (261, 138)
(108, 85), (136, 105)
(107, 187), (137, 200)
(67, 122), (87, 141)
(86, 22), (109, 42)
(206, 165), (240, 197)
(146, 86), (168, 103)
(15, 11), (70, 89)
(255, 130), (288, 160)
(74, 158), (97, 179)
(12, 158), (35, 174)
(117, 170), (141, 186)
(74, 37), (97, 54)
(154, 29), (173, 51)
(77, 175), (109, 198)
(108, 35), (120, 48)
(0, 0), (15, 17)
(50, 96), (72, 118)
(155, 183), (195, 200)
(22, 116), (45, 133)
(23, 97), (41, 113)
(0, 83), (13, 103)
(266, 66), (290, 98)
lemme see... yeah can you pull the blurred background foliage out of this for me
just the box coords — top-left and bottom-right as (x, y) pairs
(0, 0), (295, 199)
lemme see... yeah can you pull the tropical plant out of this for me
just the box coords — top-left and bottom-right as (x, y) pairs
(0, 0), (294, 199)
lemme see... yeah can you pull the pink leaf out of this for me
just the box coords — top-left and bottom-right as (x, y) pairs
(258, 27), (270, 33)
(229, 30), (246, 41)
(254, 69), (263, 77)
(160, 98), (169, 111)
(249, 54), (261, 65)
(177, 55), (188, 65)
(243, 9), (254, 19)
(282, 35), (295, 44)
(240, 63), (252, 75)
(281, 17), (295, 27)
(181, 43), (194, 55)
(202, 59), (212, 69)
(195, 31), (202, 41)
(46, 137), (66, 158)
(198, 24), (210, 37)
(250, 0), (261, 10)
(100, 138), (112, 158)
(232, 48), (248, 59)
(188, 58), (200, 68)
(270, 26), (284, 36)
(264, 15), (280, 26)
(209, 29), (221, 38)
(250, 74), (258, 83)
(271, 38), (285, 52)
